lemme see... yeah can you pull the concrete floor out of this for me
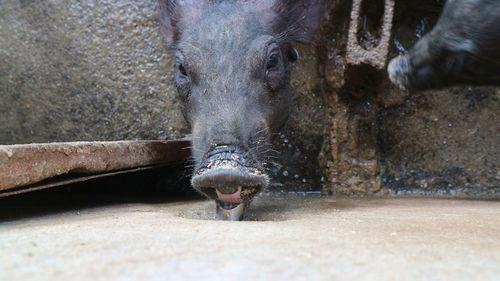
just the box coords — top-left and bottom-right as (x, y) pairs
(1, 196), (499, 281)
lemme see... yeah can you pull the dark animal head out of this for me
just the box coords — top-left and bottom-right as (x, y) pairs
(158, 0), (325, 219)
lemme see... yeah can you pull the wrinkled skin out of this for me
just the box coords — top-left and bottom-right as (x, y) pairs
(158, 0), (325, 220)
(388, 0), (500, 90)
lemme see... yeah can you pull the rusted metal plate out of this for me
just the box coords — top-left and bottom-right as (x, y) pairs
(0, 139), (191, 192)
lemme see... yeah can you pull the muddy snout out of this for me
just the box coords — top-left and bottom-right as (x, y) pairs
(387, 55), (411, 90)
(191, 146), (269, 221)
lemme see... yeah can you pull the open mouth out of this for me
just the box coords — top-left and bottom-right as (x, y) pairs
(215, 201), (247, 221)
(216, 185), (242, 203)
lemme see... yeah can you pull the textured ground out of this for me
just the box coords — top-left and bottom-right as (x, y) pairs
(1, 197), (499, 281)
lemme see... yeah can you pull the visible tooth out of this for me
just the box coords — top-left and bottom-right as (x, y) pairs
(215, 203), (245, 221)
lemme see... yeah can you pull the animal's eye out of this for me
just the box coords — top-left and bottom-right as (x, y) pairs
(178, 63), (188, 76)
(266, 53), (280, 70)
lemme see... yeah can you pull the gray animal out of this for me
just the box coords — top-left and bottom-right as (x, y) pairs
(388, 0), (500, 90)
(158, 0), (325, 220)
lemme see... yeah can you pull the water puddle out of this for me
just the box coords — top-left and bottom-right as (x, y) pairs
(177, 193), (353, 222)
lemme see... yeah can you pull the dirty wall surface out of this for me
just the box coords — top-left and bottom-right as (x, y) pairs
(319, 0), (498, 196)
(380, 1), (499, 195)
(0, 0), (186, 143)
(0, 0), (498, 195)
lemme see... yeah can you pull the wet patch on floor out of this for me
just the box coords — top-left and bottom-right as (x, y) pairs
(178, 195), (349, 222)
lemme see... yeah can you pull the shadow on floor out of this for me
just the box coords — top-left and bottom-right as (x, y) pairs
(0, 162), (203, 223)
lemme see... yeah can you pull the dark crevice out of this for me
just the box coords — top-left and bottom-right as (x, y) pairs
(357, 0), (385, 50)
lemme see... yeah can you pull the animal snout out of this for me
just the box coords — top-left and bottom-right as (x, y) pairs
(193, 170), (248, 203)
(388, 55), (411, 90)
(192, 167), (269, 201)
(191, 145), (269, 202)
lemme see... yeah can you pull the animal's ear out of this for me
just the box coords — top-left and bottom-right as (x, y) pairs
(266, 0), (326, 43)
(158, 0), (178, 46)
(158, 0), (206, 46)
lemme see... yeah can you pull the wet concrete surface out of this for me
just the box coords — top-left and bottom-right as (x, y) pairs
(1, 196), (499, 281)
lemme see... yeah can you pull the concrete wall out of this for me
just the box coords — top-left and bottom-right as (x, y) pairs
(0, 0), (186, 143)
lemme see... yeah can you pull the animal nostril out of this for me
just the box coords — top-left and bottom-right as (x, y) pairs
(192, 145), (270, 202)
(200, 187), (217, 199)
